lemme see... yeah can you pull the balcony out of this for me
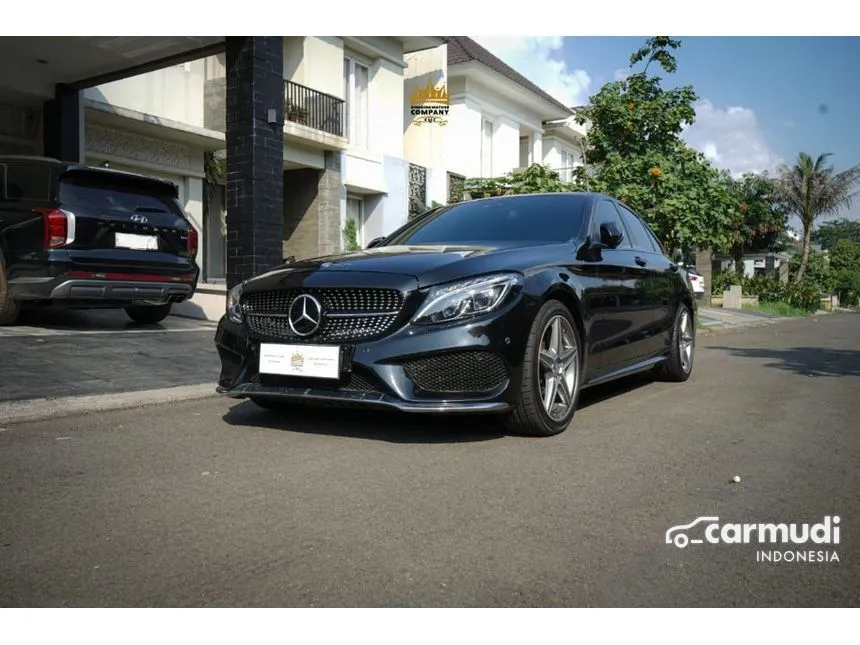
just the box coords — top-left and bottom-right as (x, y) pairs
(284, 80), (346, 146)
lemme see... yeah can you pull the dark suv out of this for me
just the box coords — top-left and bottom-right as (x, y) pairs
(0, 156), (199, 325)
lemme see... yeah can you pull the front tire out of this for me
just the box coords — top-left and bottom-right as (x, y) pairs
(504, 299), (582, 437)
(654, 303), (695, 382)
(0, 254), (21, 326)
(125, 303), (172, 325)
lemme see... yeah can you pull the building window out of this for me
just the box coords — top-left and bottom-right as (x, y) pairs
(481, 118), (494, 177)
(343, 57), (369, 150)
(346, 195), (365, 250)
(560, 149), (579, 183)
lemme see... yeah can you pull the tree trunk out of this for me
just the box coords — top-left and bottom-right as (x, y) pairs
(796, 224), (813, 282)
(732, 245), (745, 279)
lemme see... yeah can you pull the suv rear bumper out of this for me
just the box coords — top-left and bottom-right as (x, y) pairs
(8, 275), (195, 304)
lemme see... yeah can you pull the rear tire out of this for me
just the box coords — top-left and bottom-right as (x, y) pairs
(654, 303), (695, 382)
(125, 303), (172, 325)
(503, 299), (582, 437)
(0, 254), (21, 326)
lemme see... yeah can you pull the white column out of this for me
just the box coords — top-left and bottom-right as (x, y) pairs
(532, 130), (543, 166)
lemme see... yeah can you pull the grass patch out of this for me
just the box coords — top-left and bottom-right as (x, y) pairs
(742, 301), (809, 317)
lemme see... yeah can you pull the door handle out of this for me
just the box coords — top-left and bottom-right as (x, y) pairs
(634, 256), (648, 267)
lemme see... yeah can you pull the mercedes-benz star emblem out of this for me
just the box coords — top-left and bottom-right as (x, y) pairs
(130, 214), (148, 224)
(288, 294), (323, 337)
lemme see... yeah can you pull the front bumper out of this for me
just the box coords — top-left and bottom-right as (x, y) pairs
(214, 294), (535, 414)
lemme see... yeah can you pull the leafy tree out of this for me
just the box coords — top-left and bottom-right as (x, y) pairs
(829, 239), (860, 305)
(789, 249), (834, 294)
(774, 152), (860, 282)
(812, 217), (860, 250)
(464, 164), (573, 199)
(573, 37), (732, 253)
(723, 172), (788, 277)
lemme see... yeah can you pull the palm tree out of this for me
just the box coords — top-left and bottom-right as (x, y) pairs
(774, 152), (860, 282)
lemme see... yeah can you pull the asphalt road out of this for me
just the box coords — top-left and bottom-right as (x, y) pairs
(1, 314), (858, 607)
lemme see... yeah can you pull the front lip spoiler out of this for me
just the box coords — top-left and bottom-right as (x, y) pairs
(217, 383), (510, 414)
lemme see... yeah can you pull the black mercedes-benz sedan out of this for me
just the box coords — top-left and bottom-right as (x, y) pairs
(215, 192), (697, 436)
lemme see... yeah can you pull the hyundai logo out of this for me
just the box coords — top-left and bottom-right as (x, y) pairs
(288, 294), (323, 337)
(130, 214), (149, 224)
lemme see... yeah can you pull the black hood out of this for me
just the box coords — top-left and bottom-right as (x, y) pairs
(242, 242), (574, 292)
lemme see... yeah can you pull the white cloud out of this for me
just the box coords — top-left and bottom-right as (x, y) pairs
(471, 37), (592, 107)
(682, 99), (783, 177)
(614, 68), (630, 82)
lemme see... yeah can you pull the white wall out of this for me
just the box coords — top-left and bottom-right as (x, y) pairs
(542, 136), (584, 169)
(403, 45), (447, 171)
(444, 99), (482, 179)
(284, 36), (344, 99)
(493, 117), (520, 176)
(84, 61), (206, 128)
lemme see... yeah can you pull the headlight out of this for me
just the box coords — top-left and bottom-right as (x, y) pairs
(412, 273), (523, 325)
(226, 283), (244, 324)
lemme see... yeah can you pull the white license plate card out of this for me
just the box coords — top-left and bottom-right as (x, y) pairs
(115, 233), (159, 251)
(259, 343), (340, 379)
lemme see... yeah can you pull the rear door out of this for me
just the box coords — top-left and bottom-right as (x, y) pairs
(56, 168), (197, 276)
(615, 204), (677, 357)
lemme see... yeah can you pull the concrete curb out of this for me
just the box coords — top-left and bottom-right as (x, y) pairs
(0, 383), (218, 426)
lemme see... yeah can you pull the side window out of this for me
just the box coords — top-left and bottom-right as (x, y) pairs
(591, 199), (630, 249)
(617, 205), (659, 253)
(3, 164), (52, 202)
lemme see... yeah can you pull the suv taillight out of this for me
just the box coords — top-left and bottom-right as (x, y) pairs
(37, 208), (74, 249)
(187, 225), (198, 256)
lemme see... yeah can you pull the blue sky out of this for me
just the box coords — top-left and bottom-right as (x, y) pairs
(475, 37), (860, 223)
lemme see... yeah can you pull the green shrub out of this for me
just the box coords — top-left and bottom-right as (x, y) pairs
(710, 271), (741, 296)
(342, 219), (360, 252)
(742, 275), (786, 303)
(784, 280), (822, 313)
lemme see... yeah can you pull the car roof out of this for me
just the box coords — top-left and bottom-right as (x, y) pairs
(462, 191), (607, 205)
(0, 155), (179, 192)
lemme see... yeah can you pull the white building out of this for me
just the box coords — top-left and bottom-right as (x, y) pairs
(75, 36), (441, 319)
(403, 37), (587, 211)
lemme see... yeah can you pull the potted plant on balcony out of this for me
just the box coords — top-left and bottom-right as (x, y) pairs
(285, 100), (309, 126)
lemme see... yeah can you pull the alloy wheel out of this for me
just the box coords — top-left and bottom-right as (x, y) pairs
(679, 308), (694, 374)
(537, 315), (579, 422)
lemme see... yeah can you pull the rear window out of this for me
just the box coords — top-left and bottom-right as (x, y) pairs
(387, 194), (589, 246)
(58, 173), (184, 216)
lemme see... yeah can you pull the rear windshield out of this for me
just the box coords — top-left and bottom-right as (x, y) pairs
(58, 173), (184, 216)
(386, 194), (589, 246)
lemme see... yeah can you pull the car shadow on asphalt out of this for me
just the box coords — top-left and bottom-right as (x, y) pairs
(709, 346), (860, 377)
(220, 374), (656, 444)
(15, 306), (167, 332)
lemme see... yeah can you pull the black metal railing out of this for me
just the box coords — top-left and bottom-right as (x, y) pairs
(284, 81), (345, 138)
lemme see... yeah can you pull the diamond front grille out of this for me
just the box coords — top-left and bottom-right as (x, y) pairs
(243, 288), (405, 343)
(404, 351), (510, 394)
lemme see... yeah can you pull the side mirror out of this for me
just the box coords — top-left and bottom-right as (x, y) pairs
(366, 237), (386, 249)
(599, 222), (624, 249)
(576, 235), (606, 262)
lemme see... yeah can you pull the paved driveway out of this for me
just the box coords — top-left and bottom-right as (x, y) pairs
(1, 314), (858, 607)
(0, 308), (219, 402)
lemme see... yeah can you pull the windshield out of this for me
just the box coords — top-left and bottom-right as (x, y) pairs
(386, 194), (589, 246)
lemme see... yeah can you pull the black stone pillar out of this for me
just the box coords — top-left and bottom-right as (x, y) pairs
(43, 84), (82, 162)
(225, 36), (285, 290)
